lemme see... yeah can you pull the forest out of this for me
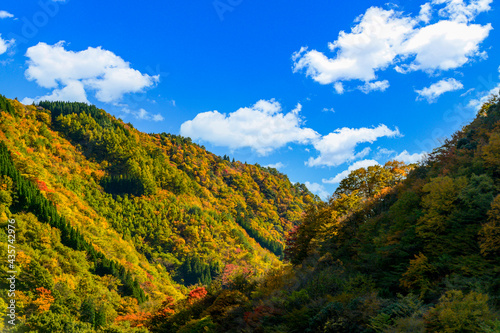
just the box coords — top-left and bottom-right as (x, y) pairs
(0, 94), (499, 332)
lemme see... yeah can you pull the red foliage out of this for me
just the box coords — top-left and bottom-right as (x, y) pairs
(221, 264), (253, 288)
(148, 296), (176, 327)
(36, 180), (48, 191)
(188, 286), (208, 303)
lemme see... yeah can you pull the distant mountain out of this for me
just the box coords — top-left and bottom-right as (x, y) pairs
(0, 96), (317, 332)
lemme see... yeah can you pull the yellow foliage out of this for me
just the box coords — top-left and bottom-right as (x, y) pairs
(400, 253), (435, 298)
(479, 194), (500, 256)
(425, 290), (493, 332)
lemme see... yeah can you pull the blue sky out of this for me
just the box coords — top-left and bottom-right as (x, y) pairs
(1, 0), (499, 199)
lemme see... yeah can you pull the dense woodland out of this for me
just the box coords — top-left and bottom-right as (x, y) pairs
(0, 94), (499, 332)
(0, 96), (316, 332)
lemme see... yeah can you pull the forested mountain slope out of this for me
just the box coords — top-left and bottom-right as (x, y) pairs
(0, 96), (316, 332)
(3, 92), (499, 332)
(152, 97), (500, 332)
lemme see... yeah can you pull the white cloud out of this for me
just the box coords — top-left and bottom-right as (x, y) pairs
(416, 78), (463, 102)
(180, 100), (319, 155)
(468, 84), (500, 110)
(0, 10), (14, 19)
(461, 87), (475, 96)
(0, 34), (14, 55)
(419, 3), (433, 23)
(121, 107), (164, 122)
(305, 181), (330, 200)
(468, 66), (500, 110)
(24, 41), (159, 104)
(393, 150), (427, 164)
(136, 108), (150, 120)
(152, 113), (165, 122)
(306, 124), (401, 167)
(265, 162), (285, 170)
(182, 99), (403, 167)
(334, 82), (345, 94)
(400, 20), (491, 72)
(34, 80), (88, 103)
(293, 2), (491, 93)
(434, 0), (492, 23)
(376, 147), (396, 157)
(358, 80), (389, 93)
(353, 147), (371, 160)
(21, 97), (34, 105)
(323, 159), (380, 184)
(293, 7), (415, 84)
(322, 107), (335, 112)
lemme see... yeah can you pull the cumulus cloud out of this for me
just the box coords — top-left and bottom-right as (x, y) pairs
(305, 181), (330, 200)
(416, 78), (464, 102)
(180, 100), (319, 155)
(400, 20), (491, 73)
(182, 100), (403, 166)
(0, 10), (14, 19)
(323, 159), (380, 184)
(293, 7), (414, 84)
(0, 34), (14, 55)
(306, 124), (401, 167)
(23, 41), (159, 103)
(293, 1), (491, 93)
(393, 150), (427, 164)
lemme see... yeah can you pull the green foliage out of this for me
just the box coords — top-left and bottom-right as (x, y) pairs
(479, 194), (500, 257)
(100, 175), (146, 197)
(0, 94), (15, 116)
(0, 98), (319, 331)
(80, 298), (96, 326)
(1, 94), (499, 332)
(23, 311), (94, 333)
(177, 316), (217, 333)
(211, 95), (500, 332)
(0, 141), (145, 303)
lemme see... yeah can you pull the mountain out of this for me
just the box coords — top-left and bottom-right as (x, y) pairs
(140, 97), (500, 332)
(0, 96), (317, 332)
(2, 93), (499, 332)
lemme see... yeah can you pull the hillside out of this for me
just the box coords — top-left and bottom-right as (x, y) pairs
(140, 97), (500, 332)
(2, 93), (499, 332)
(0, 96), (317, 332)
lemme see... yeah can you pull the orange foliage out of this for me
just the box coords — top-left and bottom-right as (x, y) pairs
(32, 287), (54, 313)
(115, 312), (151, 327)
